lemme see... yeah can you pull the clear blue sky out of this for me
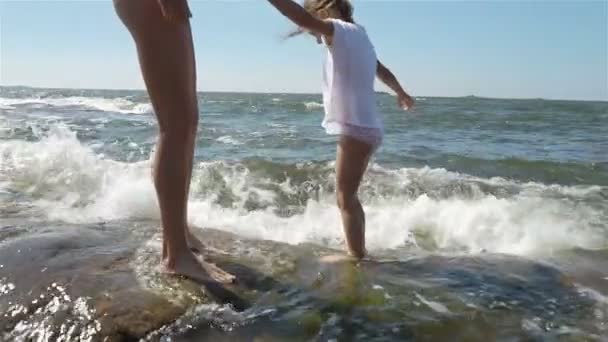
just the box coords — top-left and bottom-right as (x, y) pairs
(1, 0), (606, 100)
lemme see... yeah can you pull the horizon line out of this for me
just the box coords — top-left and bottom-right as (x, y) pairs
(1, 84), (607, 103)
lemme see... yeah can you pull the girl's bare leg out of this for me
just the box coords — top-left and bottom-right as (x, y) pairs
(114, 0), (234, 283)
(335, 136), (373, 259)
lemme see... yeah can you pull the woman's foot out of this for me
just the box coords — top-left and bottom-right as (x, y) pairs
(320, 249), (368, 264)
(187, 227), (225, 255)
(347, 247), (368, 260)
(186, 228), (206, 254)
(319, 254), (357, 263)
(163, 249), (236, 284)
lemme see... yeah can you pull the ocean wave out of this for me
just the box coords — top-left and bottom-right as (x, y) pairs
(417, 154), (608, 186)
(0, 125), (606, 256)
(0, 96), (153, 115)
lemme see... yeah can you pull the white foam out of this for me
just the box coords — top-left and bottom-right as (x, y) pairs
(216, 135), (244, 146)
(370, 163), (605, 200)
(185, 187), (603, 256)
(304, 101), (324, 110)
(0, 125), (158, 222)
(576, 284), (608, 305)
(0, 125), (605, 256)
(0, 96), (153, 115)
(266, 122), (298, 135)
(414, 293), (451, 314)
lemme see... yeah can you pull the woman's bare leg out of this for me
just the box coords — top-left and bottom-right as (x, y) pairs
(336, 136), (373, 259)
(114, 0), (233, 283)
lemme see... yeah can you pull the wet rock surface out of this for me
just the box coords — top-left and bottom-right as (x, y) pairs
(1, 222), (607, 341)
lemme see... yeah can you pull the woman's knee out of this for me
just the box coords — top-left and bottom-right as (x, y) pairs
(336, 189), (358, 210)
(158, 110), (199, 139)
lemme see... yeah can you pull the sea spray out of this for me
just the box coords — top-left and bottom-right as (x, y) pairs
(1, 124), (604, 255)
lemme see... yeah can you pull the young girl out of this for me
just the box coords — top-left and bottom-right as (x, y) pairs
(267, 0), (415, 259)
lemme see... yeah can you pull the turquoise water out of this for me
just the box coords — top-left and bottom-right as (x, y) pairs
(1, 86), (607, 340)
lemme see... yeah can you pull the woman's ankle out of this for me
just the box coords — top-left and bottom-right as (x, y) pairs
(347, 246), (366, 259)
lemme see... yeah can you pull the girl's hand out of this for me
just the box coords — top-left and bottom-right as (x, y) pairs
(158, 0), (191, 23)
(398, 92), (415, 111)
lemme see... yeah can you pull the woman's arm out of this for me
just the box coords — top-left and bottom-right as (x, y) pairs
(267, 0), (334, 37)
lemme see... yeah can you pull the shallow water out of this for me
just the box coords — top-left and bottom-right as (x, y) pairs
(1, 86), (607, 340)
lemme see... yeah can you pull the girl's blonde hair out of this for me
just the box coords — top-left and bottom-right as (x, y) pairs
(303, 0), (354, 23)
(285, 0), (354, 39)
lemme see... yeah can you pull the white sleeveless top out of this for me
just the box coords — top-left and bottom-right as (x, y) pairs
(321, 19), (382, 137)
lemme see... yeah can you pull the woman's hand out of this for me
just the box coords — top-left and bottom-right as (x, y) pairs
(158, 0), (191, 23)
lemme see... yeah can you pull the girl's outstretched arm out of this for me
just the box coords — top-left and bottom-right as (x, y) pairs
(267, 0), (334, 37)
(377, 60), (415, 110)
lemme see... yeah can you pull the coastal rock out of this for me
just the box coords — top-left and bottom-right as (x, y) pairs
(0, 224), (255, 341)
(1, 222), (603, 341)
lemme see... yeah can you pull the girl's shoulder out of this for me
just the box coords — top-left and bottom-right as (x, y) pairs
(329, 18), (367, 35)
